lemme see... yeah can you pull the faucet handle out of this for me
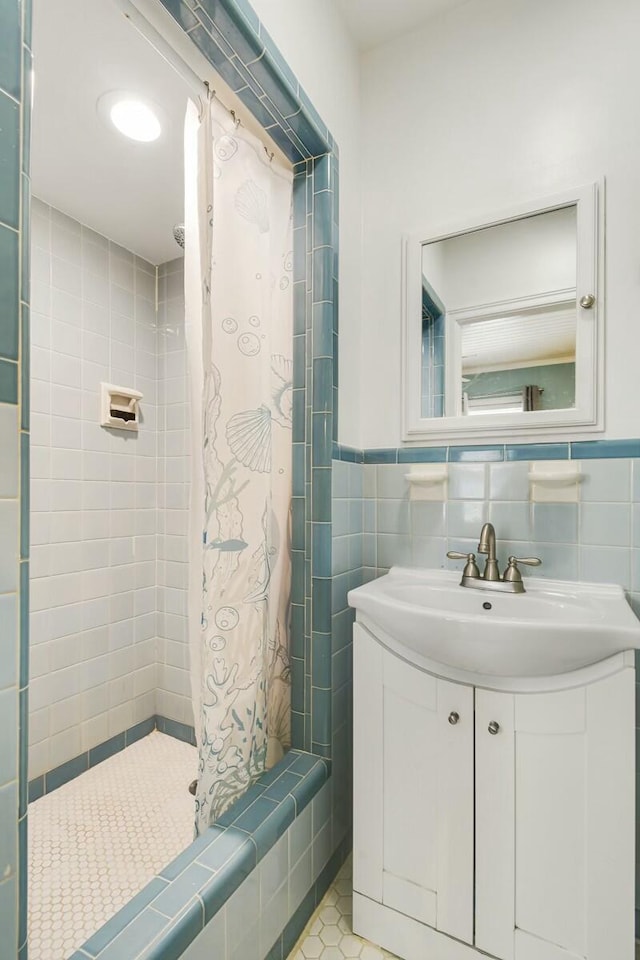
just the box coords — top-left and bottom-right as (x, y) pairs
(503, 555), (542, 584)
(447, 551), (481, 580)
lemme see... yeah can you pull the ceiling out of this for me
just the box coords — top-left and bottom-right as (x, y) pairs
(335, 0), (471, 51)
(462, 307), (576, 374)
(31, 0), (467, 262)
(32, 0), (195, 264)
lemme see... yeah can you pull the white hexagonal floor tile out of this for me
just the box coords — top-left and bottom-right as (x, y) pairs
(319, 924), (342, 947)
(288, 856), (399, 960)
(28, 732), (197, 960)
(301, 936), (325, 959)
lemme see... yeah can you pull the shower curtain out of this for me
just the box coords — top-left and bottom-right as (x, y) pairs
(184, 96), (293, 835)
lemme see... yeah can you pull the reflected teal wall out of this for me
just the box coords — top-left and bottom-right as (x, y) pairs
(465, 362), (576, 411)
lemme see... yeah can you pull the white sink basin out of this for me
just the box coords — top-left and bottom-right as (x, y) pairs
(348, 567), (640, 680)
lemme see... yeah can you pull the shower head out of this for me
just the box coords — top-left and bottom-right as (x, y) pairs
(173, 224), (185, 249)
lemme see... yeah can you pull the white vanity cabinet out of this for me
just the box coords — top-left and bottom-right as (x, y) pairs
(352, 621), (636, 960)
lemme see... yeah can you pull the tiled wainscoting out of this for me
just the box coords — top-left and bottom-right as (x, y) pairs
(330, 461), (363, 850)
(361, 456), (640, 604)
(334, 444), (640, 934)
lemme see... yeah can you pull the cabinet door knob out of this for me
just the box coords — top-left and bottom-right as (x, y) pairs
(448, 711), (460, 725)
(488, 720), (500, 735)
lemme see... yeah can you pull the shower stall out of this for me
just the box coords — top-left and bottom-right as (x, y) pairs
(26, 0), (293, 955)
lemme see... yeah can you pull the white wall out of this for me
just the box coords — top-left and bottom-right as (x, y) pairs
(250, 0), (363, 447)
(359, 0), (640, 447)
(428, 206), (576, 312)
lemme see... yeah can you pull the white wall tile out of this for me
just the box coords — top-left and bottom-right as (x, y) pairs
(29, 200), (191, 779)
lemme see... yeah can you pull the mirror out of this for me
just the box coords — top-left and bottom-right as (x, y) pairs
(403, 184), (601, 440)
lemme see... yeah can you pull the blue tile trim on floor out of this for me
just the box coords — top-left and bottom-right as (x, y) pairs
(155, 715), (197, 746)
(333, 438), (640, 463)
(28, 716), (189, 801)
(77, 750), (330, 960)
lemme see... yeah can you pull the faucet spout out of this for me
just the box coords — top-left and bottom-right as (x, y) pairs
(478, 522), (495, 557)
(477, 522), (501, 581)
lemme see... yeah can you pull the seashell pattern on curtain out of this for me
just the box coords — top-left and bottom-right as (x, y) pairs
(184, 97), (293, 835)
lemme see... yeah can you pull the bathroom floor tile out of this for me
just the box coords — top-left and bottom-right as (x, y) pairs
(28, 731), (197, 960)
(288, 857), (398, 960)
(288, 860), (640, 960)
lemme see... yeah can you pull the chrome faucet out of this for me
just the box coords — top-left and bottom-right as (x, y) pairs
(447, 522), (541, 594)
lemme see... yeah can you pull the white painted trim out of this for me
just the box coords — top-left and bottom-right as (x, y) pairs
(402, 181), (604, 442)
(448, 287), (577, 326)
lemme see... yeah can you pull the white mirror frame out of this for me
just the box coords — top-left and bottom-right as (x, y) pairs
(401, 182), (603, 442)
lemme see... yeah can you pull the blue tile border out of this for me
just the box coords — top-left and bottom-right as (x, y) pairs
(570, 438), (640, 459)
(506, 442), (570, 461)
(0, 358), (18, 404)
(332, 438), (640, 464)
(163, 0), (341, 760)
(77, 749), (329, 960)
(28, 716), (185, 802)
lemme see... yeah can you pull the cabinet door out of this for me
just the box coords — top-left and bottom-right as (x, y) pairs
(475, 669), (635, 960)
(353, 623), (474, 944)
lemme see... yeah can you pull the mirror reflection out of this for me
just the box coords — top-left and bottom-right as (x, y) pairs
(421, 206), (577, 419)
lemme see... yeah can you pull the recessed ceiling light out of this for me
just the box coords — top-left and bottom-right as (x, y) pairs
(97, 91), (162, 143)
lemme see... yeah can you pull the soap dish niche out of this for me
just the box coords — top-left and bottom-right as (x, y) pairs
(100, 383), (143, 432)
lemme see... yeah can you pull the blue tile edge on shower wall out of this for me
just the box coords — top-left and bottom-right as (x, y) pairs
(157, 0), (340, 762)
(333, 438), (640, 463)
(73, 750), (329, 960)
(68, 835), (350, 960)
(161, 0), (331, 163)
(27, 716), (192, 802)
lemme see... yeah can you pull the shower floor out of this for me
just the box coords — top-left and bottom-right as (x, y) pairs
(28, 730), (198, 960)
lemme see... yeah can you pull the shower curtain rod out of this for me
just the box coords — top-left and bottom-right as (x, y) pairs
(112, 0), (276, 161)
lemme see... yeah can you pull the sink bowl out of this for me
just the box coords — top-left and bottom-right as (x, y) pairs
(348, 567), (640, 680)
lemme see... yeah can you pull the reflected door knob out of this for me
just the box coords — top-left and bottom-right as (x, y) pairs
(448, 711), (460, 725)
(488, 721), (500, 735)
